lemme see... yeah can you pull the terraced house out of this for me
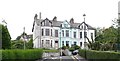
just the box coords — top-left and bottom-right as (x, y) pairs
(32, 13), (95, 49)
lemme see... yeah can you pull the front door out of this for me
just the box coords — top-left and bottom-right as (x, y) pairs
(55, 40), (58, 49)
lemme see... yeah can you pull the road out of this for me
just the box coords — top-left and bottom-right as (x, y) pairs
(41, 55), (87, 61)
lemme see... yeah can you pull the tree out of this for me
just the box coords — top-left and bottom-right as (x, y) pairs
(26, 38), (33, 49)
(93, 26), (119, 51)
(0, 24), (11, 49)
(11, 40), (24, 49)
(16, 32), (27, 40)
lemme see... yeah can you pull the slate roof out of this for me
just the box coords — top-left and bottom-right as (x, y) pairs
(52, 21), (62, 27)
(32, 18), (95, 32)
(79, 22), (96, 30)
(70, 23), (80, 28)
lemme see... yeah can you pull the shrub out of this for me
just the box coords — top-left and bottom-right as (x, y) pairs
(2, 49), (43, 60)
(69, 45), (80, 52)
(79, 49), (120, 61)
(62, 46), (67, 50)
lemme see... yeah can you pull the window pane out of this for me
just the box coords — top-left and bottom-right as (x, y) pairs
(42, 29), (44, 36)
(62, 41), (64, 46)
(42, 40), (44, 47)
(74, 32), (76, 38)
(46, 40), (49, 44)
(74, 42), (77, 45)
(62, 30), (64, 37)
(66, 30), (69, 37)
(51, 40), (52, 47)
(91, 33), (93, 39)
(84, 32), (87, 38)
(80, 32), (82, 38)
(55, 30), (58, 37)
(80, 42), (82, 46)
(51, 29), (52, 36)
(46, 29), (49, 36)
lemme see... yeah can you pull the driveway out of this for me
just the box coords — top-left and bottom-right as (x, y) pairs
(40, 55), (87, 61)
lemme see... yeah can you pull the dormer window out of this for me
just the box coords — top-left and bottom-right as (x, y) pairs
(64, 24), (68, 27)
(84, 26), (87, 29)
(81, 25), (83, 29)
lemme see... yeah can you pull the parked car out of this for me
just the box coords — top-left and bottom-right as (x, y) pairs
(72, 50), (78, 55)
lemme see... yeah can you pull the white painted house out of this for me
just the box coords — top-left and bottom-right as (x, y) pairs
(32, 13), (95, 49)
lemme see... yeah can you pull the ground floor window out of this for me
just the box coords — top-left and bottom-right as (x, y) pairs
(55, 40), (59, 49)
(51, 40), (52, 48)
(66, 41), (69, 47)
(55, 41), (58, 43)
(80, 42), (82, 47)
(62, 41), (64, 47)
(46, 40), (50, 48)
(42, 40), (44, 47)
(74, 42), (77, 46)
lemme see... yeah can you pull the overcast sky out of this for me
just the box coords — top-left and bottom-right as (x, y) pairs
(0, 0), (120, 40)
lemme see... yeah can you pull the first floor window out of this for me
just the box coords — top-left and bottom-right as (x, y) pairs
(84, 32), (87, 38)
(66, 30), (69, 37)
(74, 32), (76, 38)
(62, 30), (64, 37)
(80, 32), (82, 38)
(55, 30), (58, 37)
(46, 29), (49, 36)
(51, 29), (52, 36)
(91, 33), (93, 39)
(42, 29), (44, 36)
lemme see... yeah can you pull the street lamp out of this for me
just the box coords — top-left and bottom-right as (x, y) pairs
(59, 26), (62, 61)
(60, 26), (62, 56)
(23, 27), (25, 50)
(83, 14), (87, 59)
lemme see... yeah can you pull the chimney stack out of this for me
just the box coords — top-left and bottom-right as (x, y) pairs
(53, 16), (57, 21)
(39, 12), (41, 19)
(34, 14), (38, 20)
(70, 18), (74, 23)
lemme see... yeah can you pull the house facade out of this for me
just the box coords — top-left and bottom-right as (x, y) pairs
(119, 1), (120, 19)
(32, 13), (95, 49)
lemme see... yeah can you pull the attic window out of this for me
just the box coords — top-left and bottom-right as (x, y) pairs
(81, 26), (83, 29)
(64, 24), (68, 27)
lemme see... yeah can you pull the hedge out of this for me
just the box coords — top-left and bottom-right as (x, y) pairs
(79, 49), (120, 61)
(2, 49), (43, 60)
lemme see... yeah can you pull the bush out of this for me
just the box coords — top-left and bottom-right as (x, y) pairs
(79, 49), (120, 61)
(2, 49), (43, 60)
(69, 47), (75, 52)
(69, 45), (80, 52)
(62, 46), (67, 50)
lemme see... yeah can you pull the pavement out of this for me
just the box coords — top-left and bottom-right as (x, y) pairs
(42, 52), (60, 58)
(40, 55), (87, 61)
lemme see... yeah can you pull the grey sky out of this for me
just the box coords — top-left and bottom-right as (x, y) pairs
(0, 0), (120, 40)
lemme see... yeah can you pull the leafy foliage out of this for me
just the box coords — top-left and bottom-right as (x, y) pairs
(79, 49), (120, 61)
(88, 26), (119, 51)
(0, 24), (11, 49)
(2, 49), (43, 60)
(26, 38), (33, 49)
(69, 45), (80, 52)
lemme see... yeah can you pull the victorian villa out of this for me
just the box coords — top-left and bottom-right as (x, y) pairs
(32, 13), (95, 49)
